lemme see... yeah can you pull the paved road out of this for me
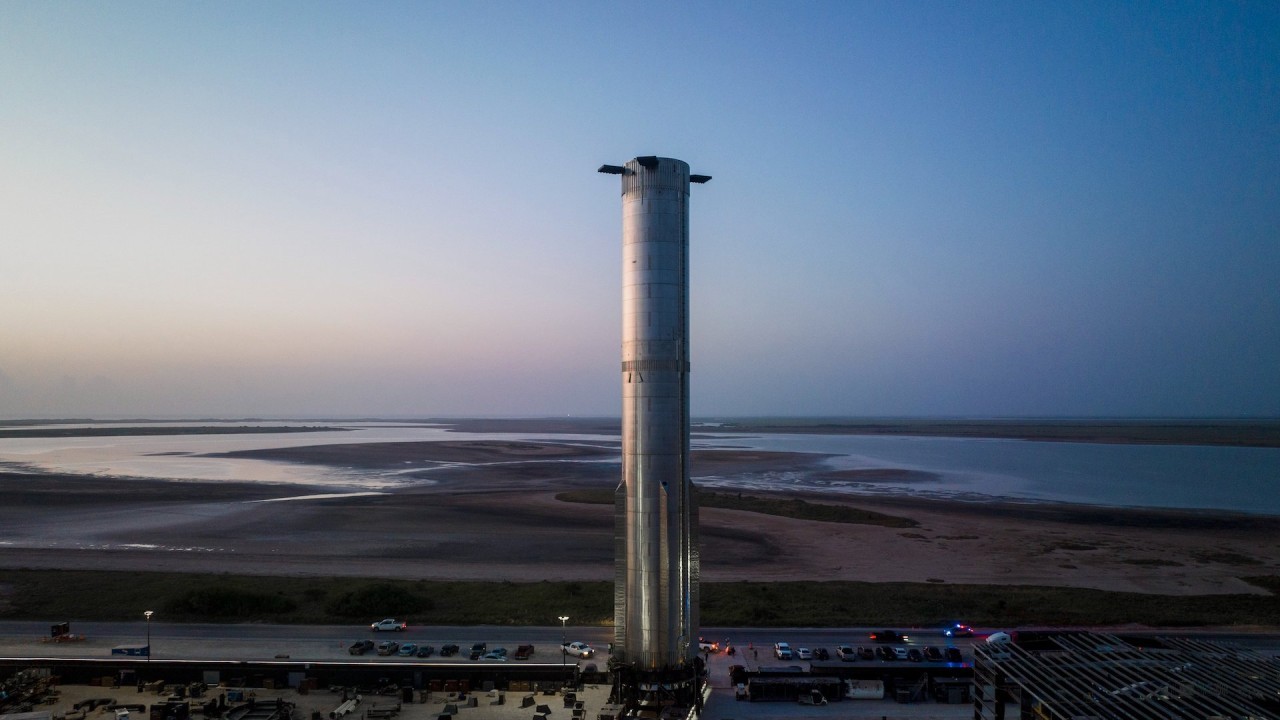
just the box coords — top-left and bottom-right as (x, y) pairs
(0, 621), (610, 662)
(0, 621), (1274, 662)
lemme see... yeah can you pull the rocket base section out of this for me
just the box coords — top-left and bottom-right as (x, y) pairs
(609, 661), (704, 717)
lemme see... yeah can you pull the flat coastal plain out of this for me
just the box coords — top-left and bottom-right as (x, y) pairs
(1, 421), (1278, 598)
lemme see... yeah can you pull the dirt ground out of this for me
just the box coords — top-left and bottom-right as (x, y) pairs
(0, 440), (1278, 596)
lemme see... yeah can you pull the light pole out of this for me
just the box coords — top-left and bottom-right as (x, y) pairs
(558, 615), (569, 680)
(144, 610), (154, 673)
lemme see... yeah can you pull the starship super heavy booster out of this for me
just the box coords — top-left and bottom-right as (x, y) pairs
(599, 157), (710, 679)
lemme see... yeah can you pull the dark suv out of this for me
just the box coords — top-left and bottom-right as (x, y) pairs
(470, 642), (487, 660)
(870, 630), (905, 643)
(349, 640), (375, 655)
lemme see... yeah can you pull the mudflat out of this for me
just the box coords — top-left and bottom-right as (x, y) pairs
(0, 436), (1277, 597)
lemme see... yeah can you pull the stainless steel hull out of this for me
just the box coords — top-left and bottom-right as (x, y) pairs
(601, 156), (705, 672)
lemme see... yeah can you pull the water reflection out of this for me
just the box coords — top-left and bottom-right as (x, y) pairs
(0, 422), (617, 489)
(1, 422), (1277, 514)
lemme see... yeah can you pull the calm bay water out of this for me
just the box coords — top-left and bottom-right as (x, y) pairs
(1, 422), (1277, 515)
(699, 433), (1280, 515)
(0, 423), (618, 489)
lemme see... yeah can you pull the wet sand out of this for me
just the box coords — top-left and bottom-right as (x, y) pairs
(1, 439), (1278, 596)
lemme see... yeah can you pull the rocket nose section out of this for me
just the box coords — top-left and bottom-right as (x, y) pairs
(628, 156), (686, 173)
(600, 158), (709, 187)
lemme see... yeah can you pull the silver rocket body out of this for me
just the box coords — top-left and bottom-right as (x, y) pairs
(600, 156), (708, 673)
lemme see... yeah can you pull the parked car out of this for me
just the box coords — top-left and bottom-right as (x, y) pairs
(836, 645), (856, 661)
(870, 630), (906, 643)
(944, 623), (974, 638)
(812, 647), (830, 661)
(562, 642), (594, 658)
(876, 646), (895, 661)
(945, 647), (963, 662)
(416, 645), (435, 658)
(514, 644), (535, 660)
(893, 646), (909, 661)
(349, 640), (375, 656)
(924, 646), (943, 661)
(377, 641), (399, 656)
(796, 647), (812, 660)
(370, 619), (407, 632)
(469, 642), (487, 660)
(397, 643), (417, 657)
(987, 632), (1012, 645)
(438, 644), (459, 657)
(773, 642), (793, 660)
(906, 648), (923, 662)
(858, 646), (875, 661)
(481, 648), (507, 660)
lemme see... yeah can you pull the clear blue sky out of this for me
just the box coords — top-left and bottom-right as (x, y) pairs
(1, 1), (1277, 418)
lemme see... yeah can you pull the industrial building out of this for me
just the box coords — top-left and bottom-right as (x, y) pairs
(972, 631), (1280, 719)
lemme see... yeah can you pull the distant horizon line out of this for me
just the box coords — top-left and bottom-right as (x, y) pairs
(3, 415), (1279, 424)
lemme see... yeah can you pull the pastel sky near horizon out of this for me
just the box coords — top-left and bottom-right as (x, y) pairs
(2, 1), (1277, 419)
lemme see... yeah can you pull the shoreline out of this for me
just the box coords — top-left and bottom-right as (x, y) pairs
(1, 460), (1277, 598)
(0, 430), (1277, 604)
(419, 416), (1280, 448)
(208, 439), (1280, 518)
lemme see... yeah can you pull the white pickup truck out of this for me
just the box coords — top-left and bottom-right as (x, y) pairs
(370, 618), (407, 632)
(562, 641), (594, 658)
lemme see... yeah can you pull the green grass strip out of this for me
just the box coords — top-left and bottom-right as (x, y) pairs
(2, 570), (1277, 628)
(555, 489), (918, 528)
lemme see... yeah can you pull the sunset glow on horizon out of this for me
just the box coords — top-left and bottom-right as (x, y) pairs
(2, 2), (1277, 419)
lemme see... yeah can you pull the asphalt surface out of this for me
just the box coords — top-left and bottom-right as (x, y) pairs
(4, 624), (1278, 720)
(3, 621), (1276, 662)
(0, 622), (985, 720)
(0, 622), (978, 661)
